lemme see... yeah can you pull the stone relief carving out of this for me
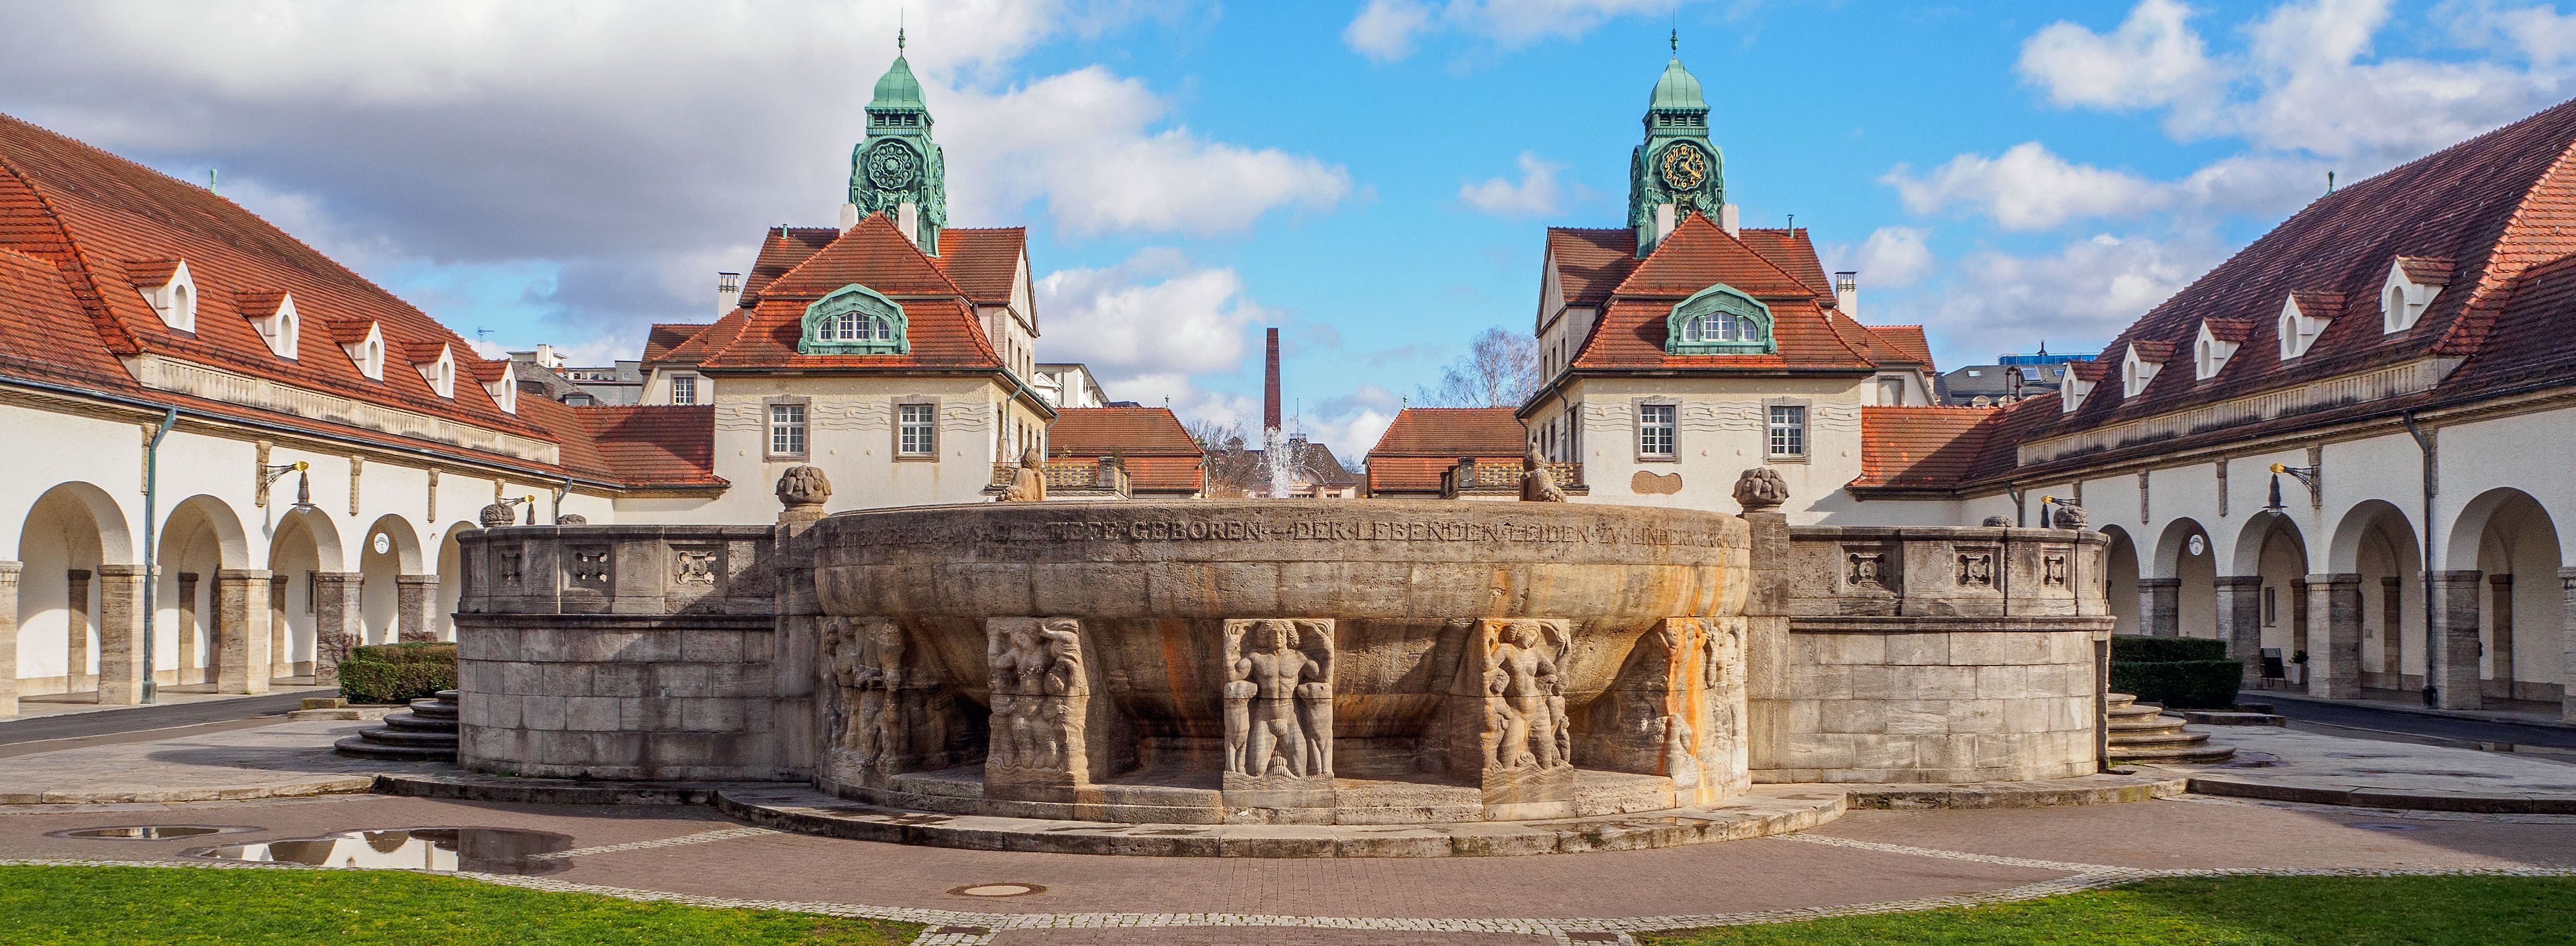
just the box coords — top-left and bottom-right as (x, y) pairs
(777, 465), (832, 524)
(1222, 619), (1334, 779)
(2050, 503), (2089, 529)
(1630, 470), (1683, 495)
(1519, 447), (1568, 503)
(999, 448), (1047, 503)
(1475, 619), (1572, 773)
(822, 617), (971, 788)
(986, 617), (1086, 774)
(566, 547), (611, 591)
(1732, 467), (1788, 513)
(1955, 549), (1996, 588)
(1845, 550), (1886, 589)
(496, 550), (523, 591)
(1982, 515), (2013, 527)
(478, 501), (517, 529)
(672, 549), (718, 585)
(2043, 553), (2069, 587)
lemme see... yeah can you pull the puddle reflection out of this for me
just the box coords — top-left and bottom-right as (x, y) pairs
(191, 828), (575, 875)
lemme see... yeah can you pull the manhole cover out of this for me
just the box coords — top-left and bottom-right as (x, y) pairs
(48, 825), (255, 840)
(188, 827), (575, 875)
(2347, 822), (2428, 831)
(948, 882), (1046, 897)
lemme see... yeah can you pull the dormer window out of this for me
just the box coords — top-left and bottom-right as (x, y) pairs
(799, 283), (909, 355)
(131, 259), (196, 332)
(1664, 282), (1775, 355)
(238, 291), (298, 359)
(330, 320), (384, 380)
(2193, 320), (2246, 380)
(2381, 256), (2452, 334)
(2278, 291), (2339, 360)
(2121, 342), (2168, 398)
(2061, 370), (2096, 413)
(409, 342), (456, 398)
(479, 359), (520, 414)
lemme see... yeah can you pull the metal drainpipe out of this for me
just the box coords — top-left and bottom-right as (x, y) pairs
(2401, 410), (2438, 708)
(139, 408), (178, 704)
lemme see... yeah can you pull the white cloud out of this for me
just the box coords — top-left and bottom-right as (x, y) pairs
(2018, 0), (2220, 112)
(1346, 0), (1435, 62)
(1884, 143), (2164, 231)
(943, 68), (1351, 237)
(1342, 0), (1695, 60)
(1926, 233), (2218, 349)
(1845, 227), (1934, 289)
(1457, 152), (1569, 216)
(1036, 248), (1270, 394)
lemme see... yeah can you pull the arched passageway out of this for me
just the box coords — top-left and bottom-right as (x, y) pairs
(432, 521), (475, 641)
(2329, 500), (2423, 698)
(267, 507), (342, 680)
(157, 495), (250, 693)
(11, 483), (133, 707)
(2100, 525), (2141, 636)
(2231, 512), (2310, 687)
(2150, 518), (2216, 639)
(356, 516), (422, 645)
(2445, 489), (2567, 711)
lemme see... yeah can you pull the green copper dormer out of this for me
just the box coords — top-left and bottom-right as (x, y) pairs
(850, 30), (948, 254)
(1631, 31), (1724, 257)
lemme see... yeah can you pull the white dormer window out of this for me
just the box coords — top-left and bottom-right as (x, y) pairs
(2122, 344), (2162, 397)
(2381, 257), (2449, 334)
(2278, 292), (2335, 360)
(481, 360), (519, 414)
(243, 292), (298, 359)
(341, 322), (385, 380)
(135, 260), (196, 332)
(414, 344), (455, 398)
(2060, 372), (2096, 413)
(2193, 321), (2240, 380)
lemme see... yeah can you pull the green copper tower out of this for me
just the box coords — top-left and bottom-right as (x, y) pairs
(851, 30), (947, 254)
(1630, 31), (1724, 257)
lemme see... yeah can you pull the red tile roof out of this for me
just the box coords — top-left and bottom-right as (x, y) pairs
(1559, 214), (1898, 375)
(1852, 407), (1999, 489)
(1544, 228), (1640, 308)
(642, 323), (707, 363)
(1866, 325), (1934, 369)
(1048, 407), (1201, 455)
(932, 227), (1025, 308)
(568, 405), (722, 487)
(2203, 319), (2254, 344)
(1368, 407), (1527, 457)
(1734, 227), (1833, 298)
(738, 226), (841, 306)
(676, 215), (1005, 373)
(760, 213), (964, 300)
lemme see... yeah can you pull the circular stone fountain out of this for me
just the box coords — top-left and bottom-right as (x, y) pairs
(778, 499), (1843, 853)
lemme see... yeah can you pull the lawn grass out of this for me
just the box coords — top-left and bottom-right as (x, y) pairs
(0, 865), (920, 945)
(1641, 874), (2576, 945)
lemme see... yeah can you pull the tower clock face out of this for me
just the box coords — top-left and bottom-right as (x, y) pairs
(1660, 143), (1710, 192)
(864, 140), (920, 191)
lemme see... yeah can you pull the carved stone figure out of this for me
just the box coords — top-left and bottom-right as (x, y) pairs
(1482, 619), (1570, 771)
(1982, 515), (2012, 527)
(555, 513), (588, 526)
(776, 465), (832, 523)
(986, 617), (1085, 775)
(2050, 503), (2089, 529)
(1519, 447), (1568, 503)
(478, 501), (517, 529)
(1222, 619), (1334, 779)
(1000, 448), (1047, 503)
(1733, 467), (1789, 513)
(822, 617), (966, 788)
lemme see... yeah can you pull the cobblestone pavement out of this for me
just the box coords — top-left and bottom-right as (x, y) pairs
(4, 791), (2575, 945)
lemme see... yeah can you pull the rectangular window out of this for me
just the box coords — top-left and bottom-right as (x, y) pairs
(2263, 587), (2277, 626)
(304, 571), (317, 615)
(769, 403), (806, 457)
(1767, 405), (1806, 457)
(1638, 403), (1676, 458)
(898, 403), (936, 456)
(671, 374), (697, 405)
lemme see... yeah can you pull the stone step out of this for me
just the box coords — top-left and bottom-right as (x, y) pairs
(434, 689), (460, 703)
(380, 710), (460, 734)
(353, 726), (460, 748)
(2107, 744), (2237, 764)
(2109, 719), (2191, 736)
(2108, 731), (2210, 750)
(407, 699), (459, 719)
(333, 735), (457, 762)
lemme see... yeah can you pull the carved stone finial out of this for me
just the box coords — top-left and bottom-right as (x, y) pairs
(1000, 447), (1047, 503)
(777, 465), (832, 524)
(478, 501), (517, 529)
(2050, 503), (2089, 529)
(1519, 447), (1568, 503)
(555, 513), (588, 526)
(1982, 515), (2012, 528)
(1732, 467), (1788, 513)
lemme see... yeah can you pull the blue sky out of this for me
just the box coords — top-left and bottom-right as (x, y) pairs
(3, 1), (2571, 458)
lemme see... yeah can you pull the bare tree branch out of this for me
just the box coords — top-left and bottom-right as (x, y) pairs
(1414, 327), (1539, 408)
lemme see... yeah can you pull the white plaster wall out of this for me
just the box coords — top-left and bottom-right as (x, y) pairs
(650, 375), (1022, 525)
(1544, 375), (1874, 524)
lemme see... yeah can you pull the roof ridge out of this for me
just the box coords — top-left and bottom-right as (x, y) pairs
(764, 212), (967, 300)
(1611, 212), (1814, 299)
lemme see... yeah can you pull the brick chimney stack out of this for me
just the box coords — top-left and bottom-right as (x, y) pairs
(1264, 327), (1281, 434)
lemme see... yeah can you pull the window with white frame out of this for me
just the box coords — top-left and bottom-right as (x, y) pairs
(822, 313), (897, 342)
(1637, 403), (1676, 458)
(1767, 405), (1807, 457)
(671, 374), (697, 405)
(898, 403), (936, 456)
(768, 402), (807, 457)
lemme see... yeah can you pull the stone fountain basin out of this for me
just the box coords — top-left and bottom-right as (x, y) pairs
(809, 500), (1750, 740)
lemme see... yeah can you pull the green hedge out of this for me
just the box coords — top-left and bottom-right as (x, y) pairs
(338, 642), (456, 705)
(2109, 635), (2229, 662)
(2109, 659), (2244, 710)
